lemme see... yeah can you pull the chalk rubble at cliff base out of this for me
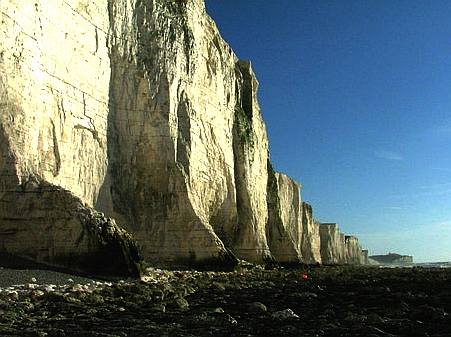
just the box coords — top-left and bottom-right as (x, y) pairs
(0, 0), (368, 275)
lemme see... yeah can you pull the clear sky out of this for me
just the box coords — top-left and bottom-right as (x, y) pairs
(205, 0), (451, 262)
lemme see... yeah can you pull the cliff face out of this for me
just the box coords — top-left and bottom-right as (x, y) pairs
(0, 183), (141, 276)
(320, 224), (365, 265)
(232, 60), (271, 262)
(106, 0), (271, 265)
(0, 0), (272, 270)
(106, 0), (238, 266)
(0, 0), (368, 272)
(300, 203), (322, 264)
(345, 236), (363, 265)
(266, 166), (302, 263)
(361, 250), (369, 265)
(0, 0), (141, 275)
(0, 0), (111, 205)
(370, 253), (413, 265)
(319, 223), (345, 265)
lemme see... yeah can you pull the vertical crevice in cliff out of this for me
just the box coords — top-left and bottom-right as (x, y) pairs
(234, 61), (255, 153)
(232, 63), (254, 256)
(231, 60), (271, 263)
(176, 91), (191, 177)
(238, 61), (254, 120)
(50, 119), (61, 177)
(266, 161), (283, 239)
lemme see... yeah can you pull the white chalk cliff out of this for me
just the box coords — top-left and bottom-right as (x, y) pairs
(320, 224), (365, 265)
(0, 0), (141, 275)
(266, 167), (303, 263)
(300, 202), (322, 264)
(0, 0), (368, 273)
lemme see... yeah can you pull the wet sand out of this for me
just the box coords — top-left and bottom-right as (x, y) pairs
(0, 266), (450, 336)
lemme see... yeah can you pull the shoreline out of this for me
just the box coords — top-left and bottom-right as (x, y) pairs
(0, 266), (450, 336)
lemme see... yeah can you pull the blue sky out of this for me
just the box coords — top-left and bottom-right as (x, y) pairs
(205, 0), (451, 262)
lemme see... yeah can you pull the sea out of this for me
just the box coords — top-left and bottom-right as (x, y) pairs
(414, 261), (451, 268)
(379, 262), (451, 268)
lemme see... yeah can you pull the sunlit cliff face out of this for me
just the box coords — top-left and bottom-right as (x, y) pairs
(0, 0), (366, 273)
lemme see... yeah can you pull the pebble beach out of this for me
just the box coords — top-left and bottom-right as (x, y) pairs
(0, 265), (450, 336)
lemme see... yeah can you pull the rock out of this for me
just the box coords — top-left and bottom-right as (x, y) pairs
(367, 313), (385, 324)
(0, 0), (132, 275)
(44, 285), (56, 292)
(370, 253), (414, 265)
(271, 309), (300, 320)
(222, 314), (238, 326)
(300, 203), (322, 264)
(30, 290), (45, 301)
(174, 297), (190, 311)
(361, 250), (370, 265)
(319, 223), (347, 264)
(230, 60), (272, 263)
(280, 325), (299, 334)
(0, 0), (369, 270)
(150, 304), (166, 313)
(42, 292), (66, 303)
(71, 284), (85, 292)
(344, 312), (367, 323)
(367, 326), (396, 336)
(107, 0), (267, 266)
(292, 292), (318, 300)
(6, 291), (19, 301)
(64, 295), (81, 304)
(211, 282), (226, 292)
(85, 293), (105, 305)
(266, 167), (303, 264)
(1, 0), (278, 270)
(0, 183), (142, 276)
(249, 302), (267, 313)
(212, 307), (225, 314)
(344, 236), (364, 265)
(323, 308), (335, 317)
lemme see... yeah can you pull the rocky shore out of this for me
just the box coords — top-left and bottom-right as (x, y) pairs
(0, 266), (450, 336)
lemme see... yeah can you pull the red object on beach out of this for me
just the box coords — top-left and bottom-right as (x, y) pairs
(301, 273), (309, 280)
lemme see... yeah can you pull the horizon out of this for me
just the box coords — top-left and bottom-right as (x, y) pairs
(206, 0), (451, 263)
